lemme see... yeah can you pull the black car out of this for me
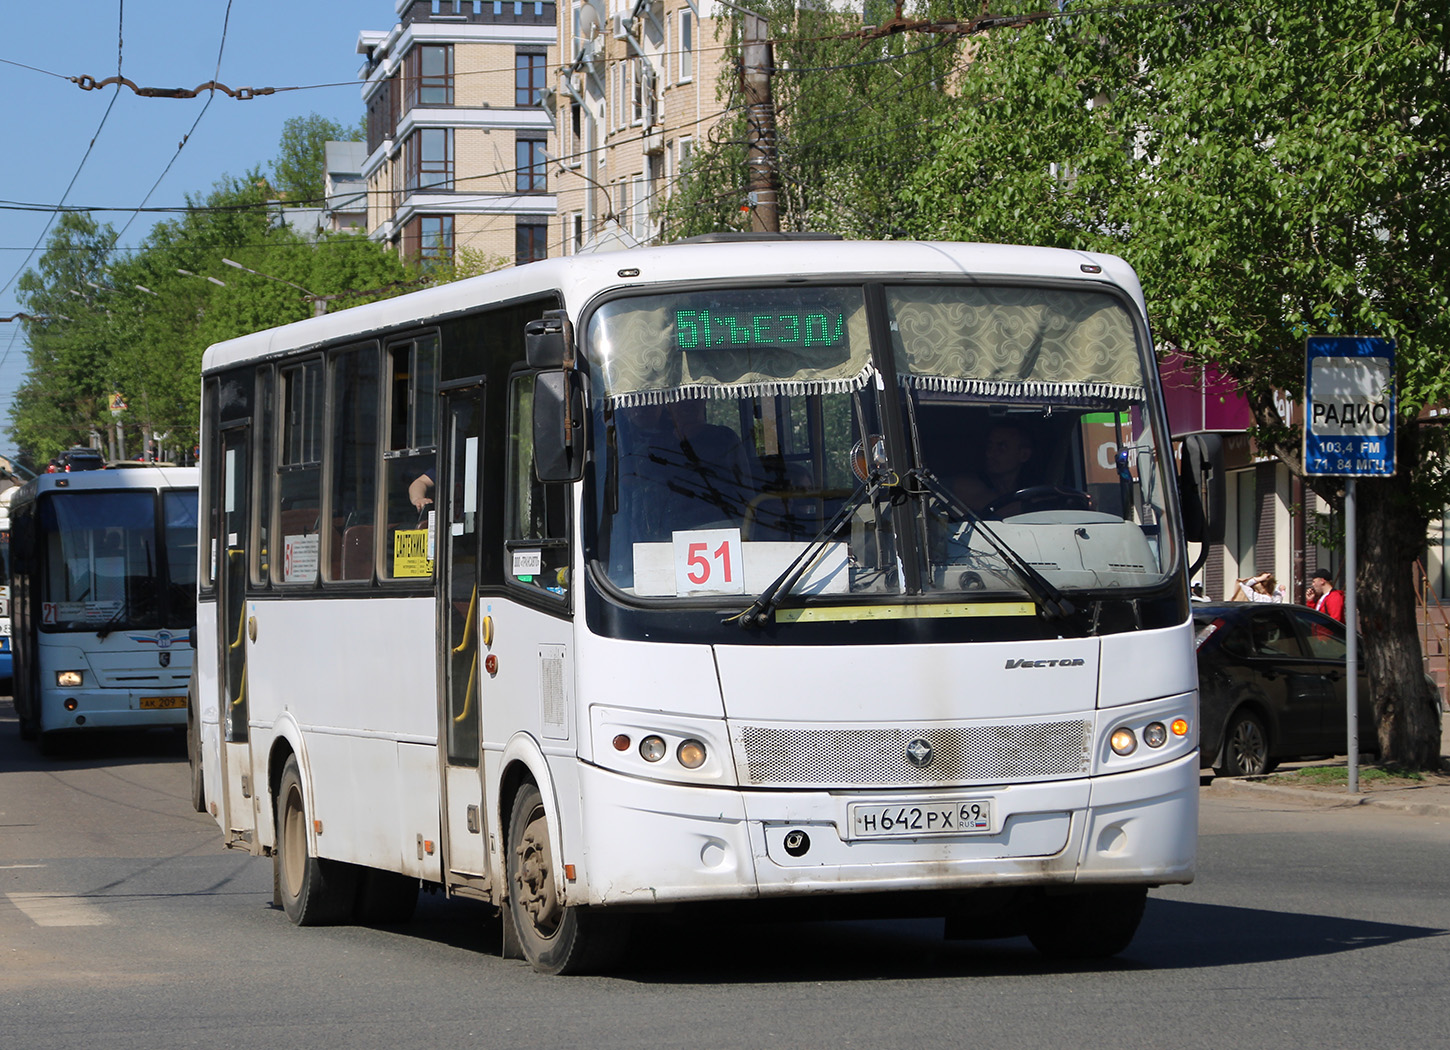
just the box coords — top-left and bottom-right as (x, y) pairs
(47, 446), (105, 472)
(1193, 601), (1375, 776)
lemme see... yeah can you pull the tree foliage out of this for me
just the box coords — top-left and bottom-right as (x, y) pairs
(12, 159), (409, 465)
(270, 113), (360, 205)
(899, 0), (1448, 766)
(663, 0), (965, 238)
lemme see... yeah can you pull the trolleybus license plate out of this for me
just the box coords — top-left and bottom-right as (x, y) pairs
(139, 696), (186, 710)
(848, 799), (994, 838)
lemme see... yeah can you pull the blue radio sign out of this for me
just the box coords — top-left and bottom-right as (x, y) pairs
(1304, 336), (1395, 477)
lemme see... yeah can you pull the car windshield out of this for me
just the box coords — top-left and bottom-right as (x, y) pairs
(585, 282), (1176, 611)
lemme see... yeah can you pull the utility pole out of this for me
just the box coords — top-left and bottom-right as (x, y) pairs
(740, 9), (780, 234)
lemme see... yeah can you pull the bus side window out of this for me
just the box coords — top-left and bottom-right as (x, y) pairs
(274, 359), (324, 586)
(382, 334), (439, 582)
(506, 374), (568, 600)
(325, 344), (380, 582)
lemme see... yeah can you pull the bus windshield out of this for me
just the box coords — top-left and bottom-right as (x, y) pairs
(39, 488), (199, 632)
(587, 282), (1174, 607)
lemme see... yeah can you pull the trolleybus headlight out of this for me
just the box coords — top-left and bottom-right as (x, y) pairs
(639, 735), (667, 763)
(677, 739), (707, 769)
(1143, 722), (1168, 748)
(56, 670), (83, 688)
(1110, 728), (1138, 756)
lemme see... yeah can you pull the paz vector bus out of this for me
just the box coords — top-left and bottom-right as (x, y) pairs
(192, 238), (1211, 974)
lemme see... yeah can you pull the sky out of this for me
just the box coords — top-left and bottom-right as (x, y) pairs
(0, 0), (395, 467)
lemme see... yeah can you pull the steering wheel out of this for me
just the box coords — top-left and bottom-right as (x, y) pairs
(982, 485), (1093, 518)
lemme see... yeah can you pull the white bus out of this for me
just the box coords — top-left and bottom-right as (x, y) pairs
(9, 467), (199, 751)
(194, 238), (1206, 974)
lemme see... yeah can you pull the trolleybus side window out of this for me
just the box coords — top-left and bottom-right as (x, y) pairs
(275, 358), (324, 586)
(383, 333), (439, 581)
(506, 373), (568, 601)
(326, 344), (381, 582)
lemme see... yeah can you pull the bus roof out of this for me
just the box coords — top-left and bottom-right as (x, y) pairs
(200, 239), (1148, 374)
(12, 465), (198, 506)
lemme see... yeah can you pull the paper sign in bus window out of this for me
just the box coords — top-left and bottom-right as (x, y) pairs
(393, 528), (433, 578)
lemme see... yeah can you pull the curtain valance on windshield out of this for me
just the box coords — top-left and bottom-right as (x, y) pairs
(886, 286), (1146, 401)
(589, 291), (875, 408)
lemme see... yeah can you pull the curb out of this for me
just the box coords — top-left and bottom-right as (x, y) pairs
(1206, 777), (1450, 818)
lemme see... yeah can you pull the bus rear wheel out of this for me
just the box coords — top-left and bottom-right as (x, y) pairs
(505, 782), (629, 975)
(275, 755), (357, 926)
(1025, 886), (1147, 960)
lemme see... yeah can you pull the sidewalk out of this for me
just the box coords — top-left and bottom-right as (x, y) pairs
(1205, 711), (1450, 818)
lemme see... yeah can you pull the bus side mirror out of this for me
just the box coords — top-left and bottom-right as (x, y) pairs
(1179, 432), (1225, 548)
(525, 310), (571, 369)
(533, 370), (585, 483)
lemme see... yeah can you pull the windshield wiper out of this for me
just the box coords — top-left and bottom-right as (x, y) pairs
(909, 468), (1077, 622)
(96, 602), (132, 640)
(726, 474), (882, 629)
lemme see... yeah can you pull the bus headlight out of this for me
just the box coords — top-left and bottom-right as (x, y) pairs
(56, 670), (83, 688)
(1110, 727), (1138, 756)
(677, 739), (707, 769)
(1143, 722), (1168, 748)
(639, 735), (667, 763)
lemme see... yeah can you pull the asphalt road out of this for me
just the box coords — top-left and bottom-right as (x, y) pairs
(2, 699), (1448, 1050)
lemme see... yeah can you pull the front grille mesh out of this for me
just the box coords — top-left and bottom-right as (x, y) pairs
(737, 721), (1093, 788)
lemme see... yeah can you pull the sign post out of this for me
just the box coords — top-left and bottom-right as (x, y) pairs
(1303, 336), (1395, 794)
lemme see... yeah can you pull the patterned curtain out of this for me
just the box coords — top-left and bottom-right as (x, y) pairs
(885, 285), (1146, 401)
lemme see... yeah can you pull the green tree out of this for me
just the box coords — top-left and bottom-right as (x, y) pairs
(11, 213), (122, 462)
(663, 0), (965, 238)
(902, 0), (1448, 767)
(270, 113), (360, 204)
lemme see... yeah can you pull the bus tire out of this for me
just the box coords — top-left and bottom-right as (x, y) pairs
(505, 782), (629, 975)
(275, 754), (357, 926)
(186, 692), (205, 814)
(354, 868), (419, 925)
(1026, 886), (1147, 960)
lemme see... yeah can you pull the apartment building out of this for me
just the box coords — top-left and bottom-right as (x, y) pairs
(357, 0), (559, 267)
(549, 0), (732, 253)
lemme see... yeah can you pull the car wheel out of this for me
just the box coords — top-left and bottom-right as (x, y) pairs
(1216, 710), (1274, 777)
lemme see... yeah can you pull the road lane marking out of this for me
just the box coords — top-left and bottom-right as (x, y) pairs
(5, 892), (111, 926)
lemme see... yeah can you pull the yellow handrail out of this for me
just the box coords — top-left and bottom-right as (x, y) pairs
(452, 585), (479, 724)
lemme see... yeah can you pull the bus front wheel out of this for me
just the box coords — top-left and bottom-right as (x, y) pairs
(1025, 886), (1147, 960)
(505, 782), (629, 975)
(275, 755), (357, 926)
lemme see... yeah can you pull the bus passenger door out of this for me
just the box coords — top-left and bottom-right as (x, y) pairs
(438, 384), (489, 886)
(216, 424), (258, 847)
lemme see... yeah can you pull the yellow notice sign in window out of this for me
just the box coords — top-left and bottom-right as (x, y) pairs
(393, 528), (433, 578)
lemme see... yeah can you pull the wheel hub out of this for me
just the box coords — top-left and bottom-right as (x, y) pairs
(513, 814), (559, 930)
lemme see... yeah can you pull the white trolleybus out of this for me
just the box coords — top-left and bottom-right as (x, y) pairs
(9, 466), (198, 751)
(194, 238), (1209, 974)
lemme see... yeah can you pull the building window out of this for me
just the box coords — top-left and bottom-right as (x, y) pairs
(516, 50), (546, 107)
(406, 128), (454, 192)
(516, 137), (548, 193)
(679, 11), (694, 83)
(516, 221), (548, 264)
(420, 215), (454, 265)
(405, 44), (453, 110)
